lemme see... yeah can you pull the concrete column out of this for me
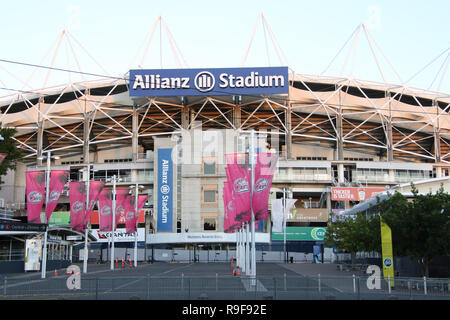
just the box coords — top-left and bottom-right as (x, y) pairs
(336, 88), (344, 161)
(286, 101), (292, 160)
(337, 163), (345, 184)
(132, 105), (139, 161)
(83, 115), (90, 164)
(233, 104), (241, 129)
(386, 92), (394, 162)
(434, 100), (441, 164)
(181, 106), (190, 130)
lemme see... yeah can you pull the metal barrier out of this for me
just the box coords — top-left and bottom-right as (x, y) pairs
(0, 274), (449, 300)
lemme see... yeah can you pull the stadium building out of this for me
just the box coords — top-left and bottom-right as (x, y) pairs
(0, 21), (449, 266)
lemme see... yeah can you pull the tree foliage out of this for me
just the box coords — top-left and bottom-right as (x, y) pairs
(325, 185), (450, 276)
(0, 125), (22, 186)
(378, 185), (450, 277)
(324, 212), (380, 263)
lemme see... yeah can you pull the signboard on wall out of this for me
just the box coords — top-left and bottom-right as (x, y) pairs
(91, 228), (145, 242)
(129, 67), (289, 97)
(271, 227), (327, 241)
(331, 187), (385, 201)
(157, 148), (173, 232)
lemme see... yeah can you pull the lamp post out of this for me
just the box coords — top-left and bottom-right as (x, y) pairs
(38, 151), (60, 279)
(130, 184), (144, 267)
(108, 175), (122, 270)
(283, 187), (287, 264)
(240, 130), (265, 280)
(79, 165), (97, 274)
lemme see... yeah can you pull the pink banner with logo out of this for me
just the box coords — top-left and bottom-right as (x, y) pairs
(331, 187), (386, 201)
(114, 188), (130, 231)
(125, 194), (149, 234)
(0, 153), (5, 164)
(223, 181), (239, 233)
(225, 154), (251, 223)
(26, 171), (46, 224)
(69, 181), (86, 231)
(83, 181), (105, 229)
(252, 152), (278, 221)
(98, 188), (113, 232)
(45, 170), (69, 224)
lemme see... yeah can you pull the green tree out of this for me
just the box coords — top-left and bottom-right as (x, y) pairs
(379, 185), (450, 277)
(324, 212), (380, 264)
(0, 125), (23, 187)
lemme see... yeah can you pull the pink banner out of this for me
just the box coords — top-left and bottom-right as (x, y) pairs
(83, 181), (105, 229)
(225, 153), (251, 223)
(98, 188), (113, 232)
(252, 152), (278, 221)
(45, 170), (69, 224)
(0, 153), (5, 164)
(69, 181), (86, 231)
(125, 194), (149, 234)
(223, 181), (239, 233)
(114, 188), (130, 231)
(331, 187), (386, 201)
(26, 171), (46, 224)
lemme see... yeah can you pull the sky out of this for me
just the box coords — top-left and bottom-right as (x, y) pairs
(0, 0), (449, 99)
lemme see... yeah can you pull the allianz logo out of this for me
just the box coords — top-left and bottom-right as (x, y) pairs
(132, 71), (285, 92)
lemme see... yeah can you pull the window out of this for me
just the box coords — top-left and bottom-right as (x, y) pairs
(201, 185), (218, 207)
(203, 217), (217, 231)
(204, 190), (216, 203)
(202, 157), (217, 175)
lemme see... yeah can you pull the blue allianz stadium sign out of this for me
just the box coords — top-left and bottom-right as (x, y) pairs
(129, 67), (289, 97)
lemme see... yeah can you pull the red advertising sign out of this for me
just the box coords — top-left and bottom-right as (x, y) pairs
(331, 187), (385, 201)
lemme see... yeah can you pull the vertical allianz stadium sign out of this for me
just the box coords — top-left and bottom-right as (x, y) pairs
(128, 67), (289, 96)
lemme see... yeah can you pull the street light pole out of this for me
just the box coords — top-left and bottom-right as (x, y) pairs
(110, 175), (117, 271)
(83, 164), (90, 274)
(41, 151), (51, 279)
(283, 187), (287, 263)
(249, 129), (256, 279)
(130, 183), (143, 267)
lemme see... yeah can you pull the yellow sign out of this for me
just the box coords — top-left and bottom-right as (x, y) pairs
(380, 217), (394, 287)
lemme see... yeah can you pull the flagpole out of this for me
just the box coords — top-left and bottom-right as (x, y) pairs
(41, 151), (51, 279)
(283, 187), (286, 263)
(250, 129), (256, 280)
(83, 164), (90, 274)
(134, 183), (139, 268)
(245, 222), (250, 275)
(110, 175), (116, 271)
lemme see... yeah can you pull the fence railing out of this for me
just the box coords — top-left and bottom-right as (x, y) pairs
(1, 274), (449, 300)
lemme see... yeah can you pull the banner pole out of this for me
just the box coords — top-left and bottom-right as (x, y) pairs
(134, 183), (138, 267)
(110, 175), (116, 270)
(250, 129), (256, 279)
(41, 151), (51, 279)
(283, 187), (287, 263)
(83, 164), (90, 274)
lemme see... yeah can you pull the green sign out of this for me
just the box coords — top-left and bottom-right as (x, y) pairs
(271, 227), (327, 241)
(47, 211), (71, 226)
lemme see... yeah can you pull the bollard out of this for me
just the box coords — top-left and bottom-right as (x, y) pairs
(129, 257), (132, 268)
(388, 276), (391, 294)
(181, 273), (184, 291)
(3, 277), (6, 296)
(353, 274), (356, 293)
(115, 257), (118, 269)
(284, 273), (287, 291)
(147, 274), (150, 300)
(121, 257), (124, 269)
(318, 274), (321, 293)
(216, 273), (218, 292)
(423, 276), (427, 295)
